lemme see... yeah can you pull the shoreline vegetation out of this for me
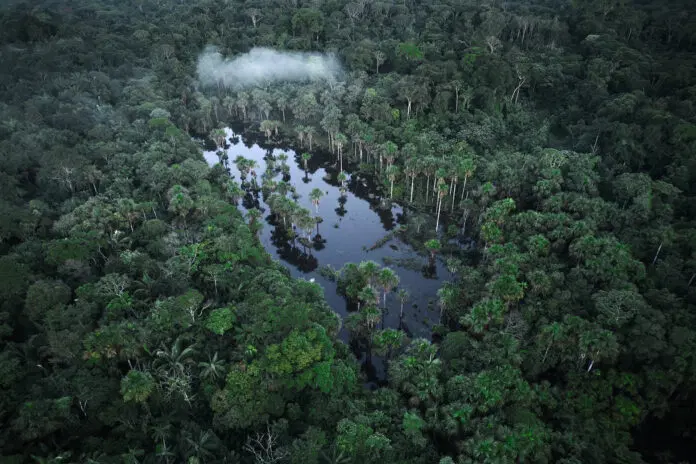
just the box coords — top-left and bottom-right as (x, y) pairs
(0, 0), (695, 463)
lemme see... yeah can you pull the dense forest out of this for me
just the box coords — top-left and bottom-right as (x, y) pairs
(1, 0), (696, 462)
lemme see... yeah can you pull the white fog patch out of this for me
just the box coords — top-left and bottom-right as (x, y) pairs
(196, 46), (343, 88)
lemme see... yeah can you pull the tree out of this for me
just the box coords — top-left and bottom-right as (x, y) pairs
(374, 50), (386, 74)
(373, 328), (405, 360)
(302, 152), (312, 171)
(210, 128), (227, 149)
(460, 158), (476, 202)
(386, 165), (399, 199)
(244, 426), (289, 464)
(310, 188), (324, 212)
(246, 208), (263, 235)
(338, 170), (347, 188)
(437, 283), (456, 324)
(435, 182), (448, 232)
(121, 370), (155, 403)
(425, 239), (441, 261)
(155, 335), (196, 375)
(397, 289), (409, 319)
(377, 267), (400, 307)
(199, 352), (226, 381)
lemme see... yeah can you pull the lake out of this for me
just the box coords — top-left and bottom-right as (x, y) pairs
(202, 127), (451, 382)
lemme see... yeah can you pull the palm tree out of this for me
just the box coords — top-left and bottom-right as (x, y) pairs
(385, 165), (399, 199)
(309, 188), (324, 212)
(460, 158), (476, 201)
(306, 126), (316, 150)
(335, 133), (348, 171)
(377, 267), (400, 307)
(301, 152), (312, 171)
(411, 215), (426, 234)
(357, 286), (378, 310)
(184, 429), (218, 461)
(435, 182), (449, 232)
(234, 155), (251, 180)
(337, 170), (348, 187)
(362, 306), (382, 335)
(425, 239), (441, 262)
(298, 212), (315, 239)
(246, 208), (262, 236)
(210, 128), (227, 149)
(405, 158), (418, 203)
(320, 445), (351, 464)
(248, 159), (260, 189)
(260, 120), (274, 139)
(224, 180), (243, 204)
(397, 289), (410, 319)
(358, 260), (380, 286)
(451, 163), (460, 212)
(383, 140), (398, 168)
(276, 180), (290, 197)
(437, 283), (456, 324)
(423, 157), (437, 203)
(198, 352), (225, 381)
(155, 336), (195, 374)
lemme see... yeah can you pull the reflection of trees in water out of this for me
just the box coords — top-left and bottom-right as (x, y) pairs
(422, 262), (438, 279)
(374, 206), (396, 231)
(313, 235), (327, 252)
(278, 244), (318, 273)
(347, 175), (396, 231)
(269, 225), (319, 273)
(349, 336), (385, 387)
(241, 190), (261, 211)
(335, 195), (348, 218)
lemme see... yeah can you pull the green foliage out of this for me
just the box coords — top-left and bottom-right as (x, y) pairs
(120, 370), (155, 403)
(398, 42), (424, 61)
(336, 418), (392, 461)
(0, 0), (694, 462)
(205, 306), (236, 335)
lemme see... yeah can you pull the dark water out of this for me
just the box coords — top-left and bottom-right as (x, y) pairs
(202, 128), (449, 381)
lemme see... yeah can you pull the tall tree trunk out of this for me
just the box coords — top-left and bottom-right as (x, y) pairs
(451, 182), (457, 212)
(652, 242), (663, 265)
(432, 177), (437, 205)
(410, 176), (415, 203)
(435, 197), (442, 232)
(461, 175), (468, 201)
(425, 175), (430, 202)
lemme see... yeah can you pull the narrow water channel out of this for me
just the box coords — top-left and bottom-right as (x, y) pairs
(202, 128), (450, 381)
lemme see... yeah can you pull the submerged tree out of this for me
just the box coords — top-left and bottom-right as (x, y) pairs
(302, 152), (312, 171)
(397, 289), (410, 319)
(309, 188), (324, 212)
(377, 267), (400, 308)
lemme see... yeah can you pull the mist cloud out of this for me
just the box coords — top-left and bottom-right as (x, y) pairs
(197, 46), (343, 88)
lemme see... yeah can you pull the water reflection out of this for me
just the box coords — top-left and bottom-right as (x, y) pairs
(203, 128), (451, 379)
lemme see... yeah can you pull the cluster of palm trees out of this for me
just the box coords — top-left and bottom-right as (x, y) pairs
(234, 155), (259, 187)
(266, 193), (317, 241)
(306, 131), (478, 233)
(338, 260), (414, 360)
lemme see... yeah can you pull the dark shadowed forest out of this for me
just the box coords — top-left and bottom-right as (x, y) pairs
(1, 0), (696, 463)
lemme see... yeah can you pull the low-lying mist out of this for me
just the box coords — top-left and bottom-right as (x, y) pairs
(196, 46), (343, 88)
